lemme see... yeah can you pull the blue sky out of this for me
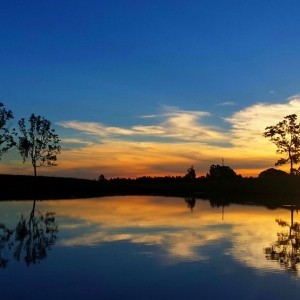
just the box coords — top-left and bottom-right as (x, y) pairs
(1, 0), (300, 178)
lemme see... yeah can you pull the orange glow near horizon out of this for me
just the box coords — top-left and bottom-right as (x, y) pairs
(32, 196), (298, 272)
(44, 196), (293, 227)
(4, 97), (300, 179)
(1, 139), (286, 179)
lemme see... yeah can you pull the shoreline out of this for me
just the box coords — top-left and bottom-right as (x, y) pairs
(1, 174), (300, 208)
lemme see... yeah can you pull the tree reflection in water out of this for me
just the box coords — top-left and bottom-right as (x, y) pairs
(0, 200), (58, 268)
(185, 197), (196, 211)
(264, 206), (300, 274)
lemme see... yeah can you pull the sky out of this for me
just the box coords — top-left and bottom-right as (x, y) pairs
(1, 0), (300, 179)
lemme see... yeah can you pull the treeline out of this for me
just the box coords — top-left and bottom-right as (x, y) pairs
(99, 164), (243, 183)
(2, 172), (300, 203)
(110, 175), (201, 184)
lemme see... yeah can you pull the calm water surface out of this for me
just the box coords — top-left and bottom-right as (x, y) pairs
(1, 196), (300, 300)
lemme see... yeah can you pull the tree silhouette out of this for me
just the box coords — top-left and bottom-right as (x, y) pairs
(264, 206), (300, 274)
(98, 174), (106, 181)
(185, 166), (196, 179)
(0, 223), (14, 268)
(185, 197), (196, 211)
(0, 200), (58, 268)
(206, 164), (238, 180)
(258, 168), (289, 178)
(263, 114), (300, 175)
(0, 102), (16, 160)
(18, 114), (61, 177)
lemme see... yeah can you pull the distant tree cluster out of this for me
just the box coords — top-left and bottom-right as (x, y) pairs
(258, 168), (288, 178)
(206, 164), (241, 180)
(98, 164), (243, 184)
(104, 175), (196, 184)
(0, 102), (61, 177)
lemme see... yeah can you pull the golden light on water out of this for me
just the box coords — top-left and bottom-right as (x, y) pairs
(40, 196), (297, 272)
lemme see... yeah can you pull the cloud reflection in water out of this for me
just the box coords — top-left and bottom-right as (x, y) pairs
(54, 196), (296, 273)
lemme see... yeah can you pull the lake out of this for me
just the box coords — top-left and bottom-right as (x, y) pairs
(1, 195), (300, 300)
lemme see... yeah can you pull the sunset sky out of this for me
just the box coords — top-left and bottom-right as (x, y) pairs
(2, 0), (300, 179)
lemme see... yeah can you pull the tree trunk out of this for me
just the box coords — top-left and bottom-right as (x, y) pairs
(30, 199), (36, 219)
(33, 163), (37, 177)
(289, 150), (293, 174)
(33, 161), (37, 200)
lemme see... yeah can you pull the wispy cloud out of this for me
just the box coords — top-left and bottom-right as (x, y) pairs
(140, 114), (156, 118)
(8, 95), (300, 179)
(56, 121), (134, 137)
(57, 106), (228, 143)
(217, 101), (235, 106)
(51, 96), (300, 178)
(62, 138), (94, 145)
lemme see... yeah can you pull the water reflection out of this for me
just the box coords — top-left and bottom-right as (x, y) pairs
(1, 196), (300, 299)
(0, 199), (58, 268)
(185, 197), (196, 211)
(264, 206), (300, 274)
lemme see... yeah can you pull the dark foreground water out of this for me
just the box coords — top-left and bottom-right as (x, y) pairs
(1, 196), (300, 300)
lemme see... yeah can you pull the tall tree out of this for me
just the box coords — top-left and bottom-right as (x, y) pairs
(0, 102), (16, 159)
(18, 114), (61, 177)
(263, 114), (300, 175)
(185, 165), (196, 179)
